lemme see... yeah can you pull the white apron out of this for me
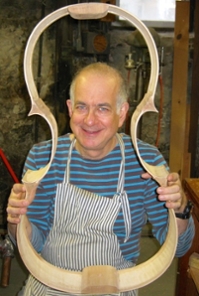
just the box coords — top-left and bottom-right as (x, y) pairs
(21, 134), (138, 296)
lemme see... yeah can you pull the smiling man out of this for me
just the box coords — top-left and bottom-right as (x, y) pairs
(67, 63), (129, 160)
(7, 63), (194, 296)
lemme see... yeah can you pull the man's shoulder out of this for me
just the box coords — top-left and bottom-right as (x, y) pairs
(120, 133), (162, 162)
(28, 134), (72, 160)
(118, 133), (167, 169)
(32, 133), (71, 149)
(119, 133), (157, 152)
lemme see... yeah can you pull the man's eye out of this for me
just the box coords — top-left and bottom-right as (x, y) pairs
(75, 105), (87, 111)
(98, 107), (110, 113)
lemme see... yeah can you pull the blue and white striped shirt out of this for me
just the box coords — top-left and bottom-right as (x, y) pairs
(24, 133), (194, 263)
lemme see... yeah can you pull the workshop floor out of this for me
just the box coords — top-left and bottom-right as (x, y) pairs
(0, 227), (178, 296)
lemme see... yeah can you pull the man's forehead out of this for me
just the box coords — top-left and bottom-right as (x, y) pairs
(77, 72), (117, 84)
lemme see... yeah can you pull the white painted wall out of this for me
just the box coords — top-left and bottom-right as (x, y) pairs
(117, 0), (175, 27)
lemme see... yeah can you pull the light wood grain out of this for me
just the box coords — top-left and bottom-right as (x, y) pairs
(17, 3), (178, 293)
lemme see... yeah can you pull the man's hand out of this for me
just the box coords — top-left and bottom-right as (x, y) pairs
(7, 183), (32, 240)
(7, 183), (30, 224)
(157, 172), (186, 212)
(142, 172), (189, 235)
(142, 172), (186, 211)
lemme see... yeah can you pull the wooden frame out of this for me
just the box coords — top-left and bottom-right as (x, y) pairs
(17, 3), (178, 293)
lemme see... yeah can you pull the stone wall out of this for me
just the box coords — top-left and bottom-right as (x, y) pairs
(0, 0), (55, 229)
(0, 0), (194, 230)
(109, 29), (176, 162)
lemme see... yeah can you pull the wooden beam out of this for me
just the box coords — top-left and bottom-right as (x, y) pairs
(169, 1), (190, 178)
(189, 0), (199, 176)
(182, 103), (191, 180)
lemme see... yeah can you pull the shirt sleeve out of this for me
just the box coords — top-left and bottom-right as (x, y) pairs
(175, 216), (195, 257)
(141, 142), (195, 257)
(30, 222), (46, 253)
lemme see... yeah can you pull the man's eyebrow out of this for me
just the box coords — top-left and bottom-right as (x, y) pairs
(98, 103), (111, 107)
(74, 101), (86, 105)
(75, 102), (111, 107)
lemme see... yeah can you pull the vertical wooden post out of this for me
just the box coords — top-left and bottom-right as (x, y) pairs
(189, 0), (199, 177)
(169, 1), (190, 178)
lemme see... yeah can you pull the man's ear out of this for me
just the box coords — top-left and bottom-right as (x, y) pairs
(119, 102), (129, 127)
(66, 100), (73, 117)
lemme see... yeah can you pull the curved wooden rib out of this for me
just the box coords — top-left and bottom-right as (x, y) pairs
(17, 216), (82, 293)
(118, 210), (177, 291)
(17, 3), (178, 293)
(130, 91), (169, 186)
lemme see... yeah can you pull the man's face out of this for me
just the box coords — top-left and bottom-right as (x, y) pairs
(67, 72), (128, 159)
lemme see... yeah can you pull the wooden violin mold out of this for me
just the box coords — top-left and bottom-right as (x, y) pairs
(17, 3), (178, 293)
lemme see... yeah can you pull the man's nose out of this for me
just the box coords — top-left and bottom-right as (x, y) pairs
(84, 108), (97, 125)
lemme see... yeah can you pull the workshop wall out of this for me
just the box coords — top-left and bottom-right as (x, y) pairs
(0, 0), (194, 231)
(0, 0), (55, 230)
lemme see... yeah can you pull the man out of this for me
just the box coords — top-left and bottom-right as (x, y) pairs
(7, 63), (194, 295)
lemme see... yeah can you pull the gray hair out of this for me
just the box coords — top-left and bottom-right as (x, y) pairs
(69, 63), (128, 113)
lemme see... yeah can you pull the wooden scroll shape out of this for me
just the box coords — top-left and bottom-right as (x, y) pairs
(17, 3), (178, 294)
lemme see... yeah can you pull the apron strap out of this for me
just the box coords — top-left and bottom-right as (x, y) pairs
(65, 137), (76, 183)
(116, 191), (132, 243)
(116, 133), (125, 193)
